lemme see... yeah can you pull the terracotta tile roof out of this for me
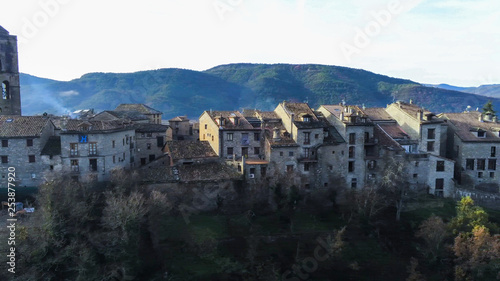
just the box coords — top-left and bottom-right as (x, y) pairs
(0, 116), (51, 138)
(41, 136), (61, 156)
(442, 111), (500, 142)
(134, 123), (170, 133)
(206, 111), (255, 130)
(374, 124), (404, 151)
(164, 140), (217, 161)
(378, 124), (410, 140)
(102, 110), (149, 121)
(59, 119), (134, 133)
(178, 162), (241, 182)
(257, 111), (280, 120)
(389, 102), (442, 124)
(363, 107), (394, 121)
(169, 116), (189, 122)
(115, 104), (162, 115)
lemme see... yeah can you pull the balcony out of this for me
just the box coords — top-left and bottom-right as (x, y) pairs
(364, 138), (377, 145)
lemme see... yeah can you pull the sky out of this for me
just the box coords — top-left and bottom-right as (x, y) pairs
(0, 0), (498, 86)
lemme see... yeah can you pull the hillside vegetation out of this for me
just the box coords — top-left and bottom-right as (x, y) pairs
(20, 64), (500, 119)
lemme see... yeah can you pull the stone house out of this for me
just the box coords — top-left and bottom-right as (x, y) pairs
(115, 104), (163, 124)
(92, 110), (150, 123)
(318, 104), (375, 189)
(57, 119), (136, 182)
(169, 116), (197, 140)
(440, 111), (500, 191)
(133, 123), (170, 166)
(0, 116), (54, 186)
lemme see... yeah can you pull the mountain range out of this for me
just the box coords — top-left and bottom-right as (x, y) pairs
(19, 63), (500, 120)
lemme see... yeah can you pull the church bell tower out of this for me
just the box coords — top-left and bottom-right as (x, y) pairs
(0, 25), (21, 115)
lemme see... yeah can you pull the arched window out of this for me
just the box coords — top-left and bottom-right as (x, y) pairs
(2, 81), (9, 99)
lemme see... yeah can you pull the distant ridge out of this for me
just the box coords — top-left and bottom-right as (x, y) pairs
(19, 63), (500, 119)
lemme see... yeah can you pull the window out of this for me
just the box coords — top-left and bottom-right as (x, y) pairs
(71, 159), (79, 172)
(140, 158), (146, 165)
(242, 147), (248, 157)
(204, 124), (207, 129)
(89, 143), (97, 156)
(367, 160), (376, 170)
(27, 139), (33, 147)
(427, 128), (435, 139)
(413, 173), (418, 178)
(455, 145), (460, 157)
(477, 159), (486, 170)
(254, 133), (260, 141)
(466, 158), (475, 170)
(113, 156), (116, 163)
(1, 156), (7, 164)
(351, 178), (357, 189)
(147, 143), (151, 150)
(348, 161), (355, 172)
(315, 134), (319, 139)
(490, 172), (495, 178)
(303, 148), (310, 158)
(477, 131), (486, 138)
(50, 165), (54, 170)
(304, 132), (310, 144)
(112, 140), (115, 148)
(241, 133), (249, 145)
(157, 136), (164, 147)
(492, 146), (496, 157)
(249, 168), (255, 175)
(227, 147), (233, 155)
(435, 179), (444, 197)
(2, 81), (9, 99)
(436, 161), (445, 172)
(261, 166), (266, 177)
(478, 172), (483, 178)
(280, 151), (284, 157)
(89, 159), (97, 171)
(1, 139), (7, 147)
(289, 151), (294, 156)
(149, 154), (156, 162)
(349, 133), (356, 145)
(28, 155), (35, 163)
(227, 133), (233, 141)
(328, 165), (333, 171)
(254, 147), (260, 155)
(427, 141), (435, 152)
(287, 165), (294, 172)
(146, 133), (153, 138)
(488, 159), (496, 170)
(348, 146), (355, 158)
(304, 163), (310, 172)
(364, 132), (370, 143)
(70, 143), (78, 156)
(415, 161), (419, 167)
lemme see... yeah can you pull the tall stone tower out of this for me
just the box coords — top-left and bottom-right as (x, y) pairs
(0, 25), (21, 115)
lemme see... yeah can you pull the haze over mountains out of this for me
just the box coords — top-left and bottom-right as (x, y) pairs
(20, 63), (500, 119)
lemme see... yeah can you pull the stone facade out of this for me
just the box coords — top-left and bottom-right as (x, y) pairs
(59, 120), (136, 182)
(0, 116), (54, 186)
(0, 26), (21, 115)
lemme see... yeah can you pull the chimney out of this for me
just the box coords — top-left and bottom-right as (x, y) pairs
(493, 116), (498, 123)
(340, 112), (344, 121)
(273, 128), (281, 141)
(479, 114), (484, 122)
(484, 114), (492, 122)
(409, 99), (413, 104)
(417, 110), (423, 120)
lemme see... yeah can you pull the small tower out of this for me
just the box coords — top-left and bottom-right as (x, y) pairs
(0, 25), (21, 115)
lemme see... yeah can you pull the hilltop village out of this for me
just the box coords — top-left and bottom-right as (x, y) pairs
(1, 26), (500, 206)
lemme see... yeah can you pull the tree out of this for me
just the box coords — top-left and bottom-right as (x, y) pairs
(380, 156), (410, 221)
(416, 215), (448, 263)
(482, 100), (496, 116)
(453, 226), (500, 281)
(449, 196), (493, 235)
